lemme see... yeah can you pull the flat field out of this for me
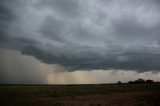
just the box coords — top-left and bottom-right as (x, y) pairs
(0, 83), (160, 106)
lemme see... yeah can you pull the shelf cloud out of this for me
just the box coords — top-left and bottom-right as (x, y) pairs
(1, 0), (160, 72)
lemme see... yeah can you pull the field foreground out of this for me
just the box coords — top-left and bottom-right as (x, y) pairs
(0, 83), (160, 106)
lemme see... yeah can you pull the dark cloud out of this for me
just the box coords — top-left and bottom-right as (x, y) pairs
(1, 0), (160, 72)
(40, 16), (65, 41)
(0, 0), (16, 42)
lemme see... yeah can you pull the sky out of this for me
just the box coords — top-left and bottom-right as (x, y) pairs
(0, 0), (160, 84)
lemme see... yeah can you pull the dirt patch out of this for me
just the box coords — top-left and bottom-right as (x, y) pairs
(60, 91), (160, 106)
(2, 90), (160, 106)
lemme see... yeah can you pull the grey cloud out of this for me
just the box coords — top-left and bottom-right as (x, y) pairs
(40, 16), (65, 42)
(1, 0), (160, 72)
(39, 0), (80, 17)
(0, 0), (16, 41)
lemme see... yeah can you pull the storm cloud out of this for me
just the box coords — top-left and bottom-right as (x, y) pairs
(1, 0), (160, 72)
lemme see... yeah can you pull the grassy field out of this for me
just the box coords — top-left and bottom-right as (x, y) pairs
(0, 83), (160, 106)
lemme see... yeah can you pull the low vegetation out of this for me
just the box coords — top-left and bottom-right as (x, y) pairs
(0, 82), (160, 106)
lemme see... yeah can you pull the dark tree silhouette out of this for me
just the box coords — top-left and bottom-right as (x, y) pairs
(128, 79), (154, 84)
(117, 81), (122, 85)
(146, 79), (154, 83)
(128, 81), (134, 84)
(134, 78), (145, 84)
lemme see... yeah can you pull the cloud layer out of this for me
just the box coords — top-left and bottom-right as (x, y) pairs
(1, 0), (160, 72)
(1, 48), (160, 84)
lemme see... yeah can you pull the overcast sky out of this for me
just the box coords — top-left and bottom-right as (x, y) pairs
(0, 0), (160, 84)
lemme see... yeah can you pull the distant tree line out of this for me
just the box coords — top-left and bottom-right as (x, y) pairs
(117, 78), (154, 84)
(128, 78), (154, 84)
